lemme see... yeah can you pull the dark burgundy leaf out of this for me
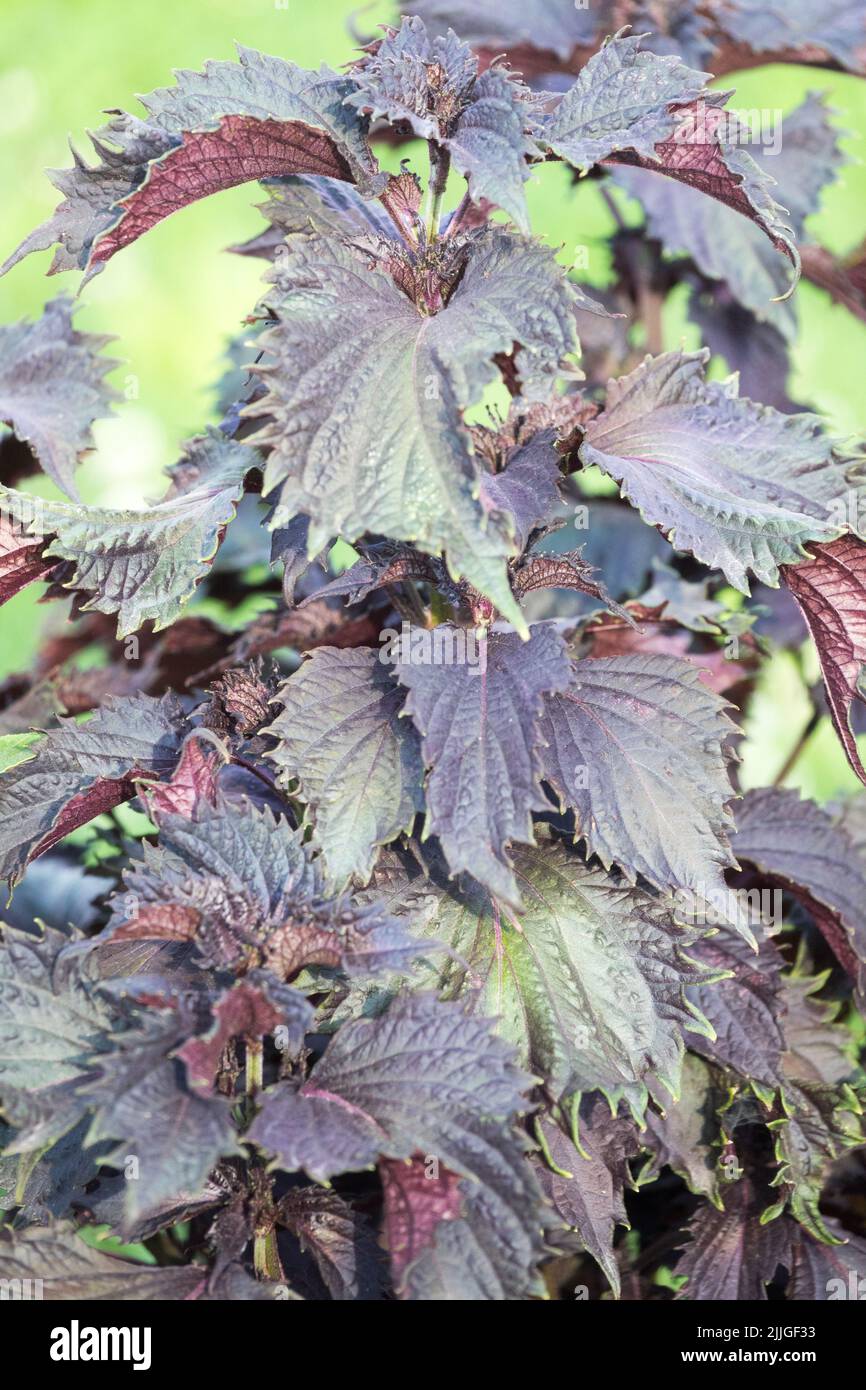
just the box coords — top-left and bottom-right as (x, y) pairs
(783, 535), (866, 785)
(0, 693), (186, 885)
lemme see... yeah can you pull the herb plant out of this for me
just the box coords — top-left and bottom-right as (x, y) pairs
(0, 2), (865, 1302)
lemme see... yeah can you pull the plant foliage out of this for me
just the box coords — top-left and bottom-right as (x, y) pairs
(0, 4), (865, 1302)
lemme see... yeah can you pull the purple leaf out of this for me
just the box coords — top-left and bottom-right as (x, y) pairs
(686, 929), (787, 1086)
(250, 994), (546, 1299)
(541, 33), (799, 279)
(248, 226), (581, 631)
(278, 1187), (385, 1300)
(395, 623), (572, 904)
(675, 1176), (791, 1299)
(348, 17), (539, 228)
(579, 349), (860, 592)
(406, 829), (720, 1113)
(535, 1097), (640, 1294)
(0, 1225), (206, 1300)
(178, 976), (313, 1091)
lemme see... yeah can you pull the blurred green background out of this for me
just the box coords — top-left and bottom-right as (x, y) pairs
(1, 0), (865, 797)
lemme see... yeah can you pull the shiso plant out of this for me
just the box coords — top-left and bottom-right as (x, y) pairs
(0, 1), (866, 1302)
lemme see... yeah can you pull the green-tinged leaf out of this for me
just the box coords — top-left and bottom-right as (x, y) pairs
(579, 350), (860, 592)
(2, 432), (254, 638)
(539, 653), (743, 935)
(248, 227), (581, 627)
(769, 1081), (864, 1242)
(266, 646), (424, 890)
(0, 925), (114, 1152)
(540, 33), (798, 280)
(686, 929), (787, 1087)
(384, 831), (718, 1114)
(541, 31), (709, 169)
(347, 17), (539, 229)
(641, 1054), (727, 1204)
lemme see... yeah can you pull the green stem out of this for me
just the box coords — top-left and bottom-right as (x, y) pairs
(244, 1036), (281, 1282)
(254, 1228), (282, 1282)
(246, 1035), (264, 1094)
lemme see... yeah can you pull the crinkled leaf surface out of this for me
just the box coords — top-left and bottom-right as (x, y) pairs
(579, 350), (857, 591)
(2, 432), (253, 637)
(479, 429), (564, 550)
(770, 1081), (864, 1241)
(250, 994), (546, 1299)
(0, 693), (185, 885)
(0, 509), (54, 605)
(782, 972), (853, 1086)
(249, 227), (580, 627)
(239, 173), (398, 253)
(279, 1186), (385, 1300)
(787, 1221), (866, 1299)
(266, 646), (424, 890)
(108, 800), (424, 980)
(86, 1055), (241, 1230)
(541, 34), (798, 277)
(395, 623), (571, 905)
(399, 832), (717, 1112)
(538, 652), (742, 931)
(686, 929), (786, 1087)
(783, 535), (866, 786)
(380, 1151), (541, 1300)
(348, 17), (538, 228)
(541, 32), (710, 169)
(2, 47), (383, 280)
(0, 298), (119, 497)
(178, 976), (313, 1091)
(642, 1052), (726, 1204)
(0, 925), (114, 1151)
